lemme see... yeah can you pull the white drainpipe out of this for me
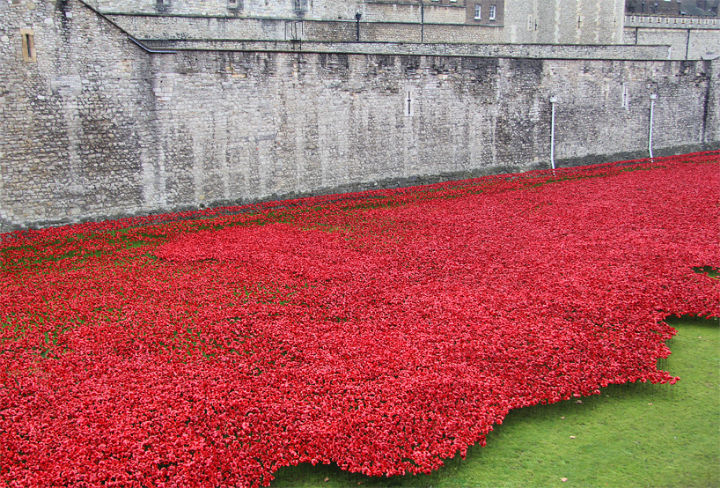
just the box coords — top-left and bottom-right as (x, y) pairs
(550, 96), (557, 170)
(649, 93), (657, 159)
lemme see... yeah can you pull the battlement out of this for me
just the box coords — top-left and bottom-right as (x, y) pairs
(625, 14), (720, 29)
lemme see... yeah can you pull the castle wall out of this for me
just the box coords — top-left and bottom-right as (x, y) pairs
(140, 39), (669, 61)
(624, 29), (720, 61)
(0, 0), (161, 229)
(624, 15), (720, 61)
(499, 0), (625, 45)
(89, 0), (350, 19)
(1, 0), (718, 232)
(106, 11), (719, 61)
(104, 13), (504, 44)
(88, 0), (469, 23)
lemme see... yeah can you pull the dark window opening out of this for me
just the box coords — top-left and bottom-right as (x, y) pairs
(24, 33), (33, 58)
(21, 29), (36, 63)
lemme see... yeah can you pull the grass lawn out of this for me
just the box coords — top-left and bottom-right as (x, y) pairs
(272, 316), (720, 488)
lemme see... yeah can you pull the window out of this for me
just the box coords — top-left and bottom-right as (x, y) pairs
(474, 5), (481, 19)
(155, 0), (170, 15)
(489, 5), (496, 20)
(228, 0), (238, 8)
(20, 28), (36, 63)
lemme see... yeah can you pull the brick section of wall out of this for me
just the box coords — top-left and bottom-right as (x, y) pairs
(0, 0), (718, 232)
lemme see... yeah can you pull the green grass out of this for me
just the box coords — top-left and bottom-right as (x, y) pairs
(271, 316), (719, 488)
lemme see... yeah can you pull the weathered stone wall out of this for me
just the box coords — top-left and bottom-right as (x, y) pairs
(625, 14), (720, 29)
(0, 0), (718, 232)
(88, 0), (470, 22)
(142, 39), (670, 61)
(624, 26), (720, 61)
(98, 0), (630, 46)
(624, 15), (720, 61)
(88, 0), (351, 19)
(0, 0), (160, 229)
(95, 0), (720, 60)
(364, 2), (468, 24)
(502, 0), (625, 45)
(105, 13), (505, 44)
(110, 13), (695, 56)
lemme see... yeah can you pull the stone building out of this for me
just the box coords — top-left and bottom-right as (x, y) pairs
(0, 0), (718, 232)
(626, 0), (719, 16)
(88, 0), (627, 45)
(82, 0), (719, 53)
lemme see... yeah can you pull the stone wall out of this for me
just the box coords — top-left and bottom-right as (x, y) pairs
(0, 0), (718, 232)
(0, 0), (160, 229)
(105, 13), (505, 44)
(88, 0), (470, 22)
(141, 39), (670, 60)
(625, 14), (720, 29)
(88, 0), (352, 19)
(365, 2), (468, 24)
(624, 15), (720, 61)
(502, 0), (625, 45)
(96, 0), (630, 46)
(111, 13), (697, 56)
(93, 0), (720, 60)
(625, 29), (720, 61)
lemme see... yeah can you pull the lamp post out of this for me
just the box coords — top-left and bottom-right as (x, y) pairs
(648, 93), (657, 159)
(549, 96), (557, 170)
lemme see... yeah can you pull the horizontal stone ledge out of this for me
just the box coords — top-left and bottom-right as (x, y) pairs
(140, 40), (672, 61)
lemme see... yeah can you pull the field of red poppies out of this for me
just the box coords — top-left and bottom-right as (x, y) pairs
(1, 153), (719, 487)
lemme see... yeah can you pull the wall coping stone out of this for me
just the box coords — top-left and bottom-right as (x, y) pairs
(141, 39), (671, 60)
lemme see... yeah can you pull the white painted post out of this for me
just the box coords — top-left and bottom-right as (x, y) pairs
(550, 96), (557, 170)
(649, 93), (657, 160)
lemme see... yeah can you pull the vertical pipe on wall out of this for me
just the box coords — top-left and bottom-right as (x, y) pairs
(649, 93), (657, 159)
(550, 96), (557, 170)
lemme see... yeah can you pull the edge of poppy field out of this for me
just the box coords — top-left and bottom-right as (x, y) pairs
(1, 150), (719, 244)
